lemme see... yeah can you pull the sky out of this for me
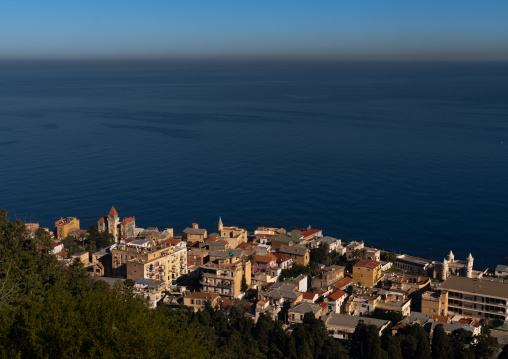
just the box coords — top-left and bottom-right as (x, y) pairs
(1, 1), (508, 61)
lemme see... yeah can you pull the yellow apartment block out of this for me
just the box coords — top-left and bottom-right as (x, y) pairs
(353, 260), (383, 288)
(200, 258), (251, 299)
(55, 217), (80, 239)
(112, 239), (187, 287)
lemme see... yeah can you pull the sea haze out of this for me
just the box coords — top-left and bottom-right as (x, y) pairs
(0, 61), (507, 269)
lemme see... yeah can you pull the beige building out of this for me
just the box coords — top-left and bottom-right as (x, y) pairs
(311, 265), (345, 289)
(120, 217), (135, 239)
(111, 239), (187, 288)
(279, 245), (310, 266)
(217, 217), (248, 245)
(182, 223), (207, 244)
(70, 251), (89, 266)
(55, 217), (80, 239)
(200, 257), (251, 299)
(353, 260), (382, 288)
(288, 302), (324, 325)
(421, 291), (448, 316)
(440, 276), (508, 322)
(183, 292), (220, 312)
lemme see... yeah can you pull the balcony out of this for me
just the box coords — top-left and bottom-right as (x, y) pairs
(217, 282), (231, 288)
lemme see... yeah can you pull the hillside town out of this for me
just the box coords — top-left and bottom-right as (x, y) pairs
(29, 206), (508, 348)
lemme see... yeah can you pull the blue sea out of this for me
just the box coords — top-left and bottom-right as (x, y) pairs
(0, 61), (507, 269)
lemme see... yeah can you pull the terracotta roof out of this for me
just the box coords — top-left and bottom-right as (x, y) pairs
(237, 243), (257, 250)
(98, 217), (105, 223)
(354, 259), (381, 269)
(108, 206), (118, 216)
(56, 251), (68, 257)
(185, 291), (220, 300)
(299, 229), (321, 238)
(162, 238), (181, 246)
(123, 239), (136, 244)
(121, 217), (134, 224)
(318, 302), (328, 309)
(458, 318), (473, 325)
(333, 276), (353, 289)
(299, 292), (318, 301)
(273, 252), (292, 263)
(255, 254), (277, 264)
(432, 315), (448, 323)
(51, 242), (62, 248)
(327, 289), (347, 301)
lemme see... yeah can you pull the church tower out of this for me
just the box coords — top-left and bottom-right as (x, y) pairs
(442, 258), (449, 281)
(448, 250), (454, 263)
(107, 206), (120, 241)
(218, 217), (223, 233)
(466, 253), (474, 278)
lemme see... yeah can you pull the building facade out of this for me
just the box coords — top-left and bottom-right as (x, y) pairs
(440, 276), (508, 323)
(111, 239), (187, 287)
(199, 257), (251, 299)
(353, 260), (382, 288)
(55, 217), (80, 239)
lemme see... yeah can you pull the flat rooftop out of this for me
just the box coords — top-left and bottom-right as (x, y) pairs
(440, 275), (508, 299)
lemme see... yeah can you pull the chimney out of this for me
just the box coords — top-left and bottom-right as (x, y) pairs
(192, 223), (199, 229)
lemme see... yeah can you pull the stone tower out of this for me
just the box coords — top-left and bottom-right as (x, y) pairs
(466, 253), (474, 278)
(442, 258), (449, 281)
(107, 206), (120, 241)
(218, 217), (223, 233)
(448, 250), (454, 263)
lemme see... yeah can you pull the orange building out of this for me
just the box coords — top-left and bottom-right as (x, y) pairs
(55, 217), (80, 239)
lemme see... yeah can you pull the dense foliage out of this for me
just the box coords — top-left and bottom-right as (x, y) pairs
(0, 210), (205, 359)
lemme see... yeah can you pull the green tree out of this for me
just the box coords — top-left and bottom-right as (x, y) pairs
(240, 275), (248, 292)
(350, 320), (384, 359)
(431, 324), (453, 359)
(472, 335), (498, 359)
(381, 334), (402, 359)
(498, 344), (508, 359)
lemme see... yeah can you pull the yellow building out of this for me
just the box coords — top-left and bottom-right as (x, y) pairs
(111, 238), (187, 288)
(217, 217), (248, 245)
(353, 260), (382, 287)
(279, 245), (310, 266)
(200, 257), (251, 299)
(55, 217), (80, 239)
(421, 291), (449, 316)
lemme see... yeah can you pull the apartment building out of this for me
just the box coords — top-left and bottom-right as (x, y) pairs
(111, 239), (187, 287)
(199, 257), (251, 299)
(353, 260), (383, 288)
(440, 276), (508, 322)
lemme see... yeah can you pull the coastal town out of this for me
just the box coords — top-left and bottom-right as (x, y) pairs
(28, 206), (508, 348)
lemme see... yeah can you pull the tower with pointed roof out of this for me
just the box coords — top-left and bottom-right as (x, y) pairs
(448, 250), (454, 263)
(107, 206), (120, 241)
(218, 217), (223, 233)
(466, 253), (474, 278)
(98, 206), (121, 241)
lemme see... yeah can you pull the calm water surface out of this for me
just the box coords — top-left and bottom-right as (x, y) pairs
(0, 61), (507, 269)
